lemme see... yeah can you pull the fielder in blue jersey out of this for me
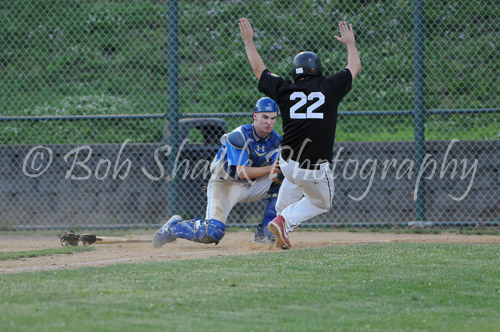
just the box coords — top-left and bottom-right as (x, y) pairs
(152, 97), (282, 247)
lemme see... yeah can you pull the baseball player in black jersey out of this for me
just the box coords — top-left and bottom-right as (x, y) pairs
(240, 18), (361, 249)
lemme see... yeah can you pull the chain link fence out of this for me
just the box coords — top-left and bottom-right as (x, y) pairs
(0, 0), (498, 230)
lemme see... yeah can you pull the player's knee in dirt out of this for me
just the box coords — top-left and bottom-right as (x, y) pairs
(195, 219), (225, 244)
(170, 218), (225, 244)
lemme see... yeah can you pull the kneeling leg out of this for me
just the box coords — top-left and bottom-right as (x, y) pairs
(170, 218), (225, 245)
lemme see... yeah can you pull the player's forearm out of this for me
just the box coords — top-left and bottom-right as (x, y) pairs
(244, 41), (266, 80)
(345, 43), (361, 79)
(236, 165), (273, 180)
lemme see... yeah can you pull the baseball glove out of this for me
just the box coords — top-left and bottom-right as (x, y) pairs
(58, 231), (97, 247)
(80, 234), (97, 245)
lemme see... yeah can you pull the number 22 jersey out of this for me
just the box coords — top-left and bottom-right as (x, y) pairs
(258, 68), (352, 165)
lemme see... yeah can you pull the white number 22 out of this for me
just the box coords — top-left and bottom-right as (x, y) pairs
(289, 92), (325, 119)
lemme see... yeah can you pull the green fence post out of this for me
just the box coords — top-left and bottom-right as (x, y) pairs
(167, 0), (180, 216)
(413, 0), (426, 222)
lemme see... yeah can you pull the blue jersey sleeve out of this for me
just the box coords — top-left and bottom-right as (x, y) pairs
(226, 143), (249, 166)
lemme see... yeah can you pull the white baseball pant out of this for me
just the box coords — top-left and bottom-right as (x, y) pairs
(275, 155), (334, 234)
(205, 175), (273, 223)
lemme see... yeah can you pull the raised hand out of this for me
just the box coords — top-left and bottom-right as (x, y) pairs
(334, 21), (356, 46)
(239, 17), (254, 44)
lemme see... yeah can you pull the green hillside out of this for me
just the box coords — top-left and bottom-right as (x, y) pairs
(0, 0), (498, 144)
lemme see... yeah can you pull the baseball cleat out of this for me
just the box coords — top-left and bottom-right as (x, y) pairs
(268, 215), (291, 250)
(152, 215), (183, 248)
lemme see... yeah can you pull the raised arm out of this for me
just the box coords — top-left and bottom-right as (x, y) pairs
(239, 17), (266, 80)
(334, 21), (361, 80)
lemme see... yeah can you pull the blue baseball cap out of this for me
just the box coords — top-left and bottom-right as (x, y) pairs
(254, 97), (279, 113)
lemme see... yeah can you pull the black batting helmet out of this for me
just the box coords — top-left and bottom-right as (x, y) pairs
(292, 51), (322, 81)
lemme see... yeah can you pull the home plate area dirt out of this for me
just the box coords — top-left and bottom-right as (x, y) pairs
(1, 231), (499, 273)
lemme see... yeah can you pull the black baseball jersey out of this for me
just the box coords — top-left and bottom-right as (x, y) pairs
(258, 68), (352, 164)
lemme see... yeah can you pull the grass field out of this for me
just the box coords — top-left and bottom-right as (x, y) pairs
(0, 1), (498, 144)
(0, 246), (94, 261)
(1, 243), (499, 332)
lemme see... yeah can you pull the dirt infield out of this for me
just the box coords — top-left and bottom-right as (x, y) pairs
(1, 231), (499, 274)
